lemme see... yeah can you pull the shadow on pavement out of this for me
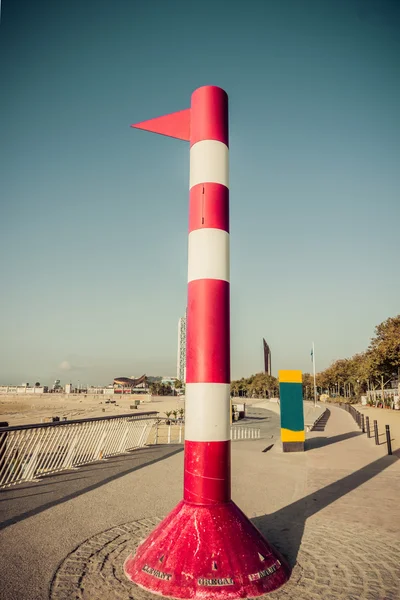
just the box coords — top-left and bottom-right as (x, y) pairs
(311, 408), (331, 431)
(241, 416), (273, 421)
(253, 451), (399, 567)
(0, 477), (89, 502)
(0, 445), (183, 531)
(305, 430), (363, 450)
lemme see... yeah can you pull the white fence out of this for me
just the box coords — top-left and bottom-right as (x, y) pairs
(0, 415), (262, 489)
(231, 426), (261, 440)
(152, 421), (261, 444)
(0, 412), (157, 489)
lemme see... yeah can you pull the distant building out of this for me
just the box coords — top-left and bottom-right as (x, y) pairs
(263, 338), (272, 375)
(113, 375), (147, 388)
(0, 385), (48, 394)
(177, 314), (187, 383)
(162, 376), (178, 388)
(113, 375), (149, 395)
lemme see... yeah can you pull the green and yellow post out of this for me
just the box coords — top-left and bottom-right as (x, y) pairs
(278, 370), (305, 452)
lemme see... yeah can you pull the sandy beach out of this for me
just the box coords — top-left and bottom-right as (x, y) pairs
(0, 394), (326, 430)
(0, 393), (185, 427)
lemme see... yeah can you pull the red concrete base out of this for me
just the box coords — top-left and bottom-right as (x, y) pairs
(124, 500), (290, 599)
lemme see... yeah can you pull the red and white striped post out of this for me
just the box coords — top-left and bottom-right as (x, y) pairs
(124, 86), (290, 599)
(185, 85), (231, 507)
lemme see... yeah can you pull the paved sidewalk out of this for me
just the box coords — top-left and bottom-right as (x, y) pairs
(0, 406), (399, 599)
(248, 399), (324, 429)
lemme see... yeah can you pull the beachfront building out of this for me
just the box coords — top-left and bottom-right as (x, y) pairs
(113, 375), (149, 394)
(0, 385), (48, 394)
(177, 314), (186, 383)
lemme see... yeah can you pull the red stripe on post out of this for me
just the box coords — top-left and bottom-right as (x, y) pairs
(184, 440), (231, 504)
(186, 279), (230, 384)
(190, 86), (229, 147)
(189, 183), (229, 233)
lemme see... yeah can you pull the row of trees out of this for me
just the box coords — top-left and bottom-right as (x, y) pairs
(149, 379), (183, 396)
(230, 372), (279, 398)
(231, 315), (400, 402)
(304, 315), (400, 402)
(149, 382), (174, 396)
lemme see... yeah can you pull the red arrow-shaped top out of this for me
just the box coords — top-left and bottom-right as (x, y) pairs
(131, 108), (190, 141)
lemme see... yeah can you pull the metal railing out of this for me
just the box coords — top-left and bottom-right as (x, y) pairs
(149, 420), (262, 445)
(152, 420), (185, 445)
(231, 426), (261, 440)
(0, 412), (157, 489)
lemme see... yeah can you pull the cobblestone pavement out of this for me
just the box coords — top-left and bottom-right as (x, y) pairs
(50, 515), (400, 600)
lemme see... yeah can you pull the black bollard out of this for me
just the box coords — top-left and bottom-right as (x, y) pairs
(374, 420), (379, 445)
(366, 416), (370, 438)
(361, 414), (365, 433)
(386, 425), (392, 456)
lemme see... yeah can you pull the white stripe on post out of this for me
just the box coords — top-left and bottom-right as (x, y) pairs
(188, 228), (230, 283)
(185, 383), (231, 442)
(189, 140), (229, 189)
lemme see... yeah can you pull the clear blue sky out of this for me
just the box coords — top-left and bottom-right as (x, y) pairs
(1, 0), (399, 386)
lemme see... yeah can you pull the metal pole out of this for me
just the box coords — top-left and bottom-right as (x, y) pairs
(312, 341), (317, 407)
(361, 414), (365, 433)
(386, 425), (392, 455)
(374, 420), (379, 445)
(398, 366), (400, 408)
(366, 416), (370, 438)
